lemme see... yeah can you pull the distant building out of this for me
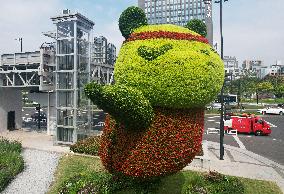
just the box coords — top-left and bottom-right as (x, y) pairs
(138, 0), (213, 45)
(241, 60), (284, 79)
(92, 36), (116, 66)
(241, 60), (263, 77)
(107, 43), (116, 65)
(223, 56), (240, 80)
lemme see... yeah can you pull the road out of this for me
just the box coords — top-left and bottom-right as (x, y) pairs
(204, 114), (284, 166)
(21, 107), (284, 165)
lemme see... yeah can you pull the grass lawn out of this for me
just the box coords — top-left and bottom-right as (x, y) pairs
(48, 154), (282, 194)
(47, 154), (104, 194)
(0, 138), (24, 192)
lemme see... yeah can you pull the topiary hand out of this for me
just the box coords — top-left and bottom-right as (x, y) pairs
(85, 82), (154, 131)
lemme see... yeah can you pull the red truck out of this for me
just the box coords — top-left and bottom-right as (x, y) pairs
(224, 115), (271, 136)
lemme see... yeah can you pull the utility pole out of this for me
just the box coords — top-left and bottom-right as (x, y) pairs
(15, 38), (23, 52)
(36, 104), (41, 130)
(203, 0), (229, 160)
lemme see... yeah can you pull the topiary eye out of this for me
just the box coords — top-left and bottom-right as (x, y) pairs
(138, 44), (173, 61)
(200, 49), (210, 56)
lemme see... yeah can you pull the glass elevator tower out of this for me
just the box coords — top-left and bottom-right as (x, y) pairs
(51, 10), (95, 143)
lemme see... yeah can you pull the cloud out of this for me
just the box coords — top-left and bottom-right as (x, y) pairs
(0, 0), (64, 53)
(212, 0), (284, 65)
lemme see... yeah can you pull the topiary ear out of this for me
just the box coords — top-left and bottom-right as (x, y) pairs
(119, 6), (148, 39)
(185, 19), (207, 37)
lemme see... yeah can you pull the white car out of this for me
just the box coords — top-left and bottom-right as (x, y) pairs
(257, 107), (284, 115)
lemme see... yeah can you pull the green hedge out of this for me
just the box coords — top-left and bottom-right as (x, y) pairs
(70, 136), (101, 156)
(58, 170), (245, 194)
(115, 24), (224, 109)
(0, 138), (24, 192)
(85, 82), (154, 131)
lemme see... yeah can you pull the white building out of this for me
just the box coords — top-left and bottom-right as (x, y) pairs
(138, 0), (214, 45)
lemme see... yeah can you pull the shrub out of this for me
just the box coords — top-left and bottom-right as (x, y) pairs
(99, 107), (204, 178)
(58, 171), (161, 194)
(119, 6), (148, 39)
(185, 19), (207, 37)
(85, 82), (154, 131)
(0, 138), (24, 192)
(70, 136), (101, 156)
(115, 24), (224, 109)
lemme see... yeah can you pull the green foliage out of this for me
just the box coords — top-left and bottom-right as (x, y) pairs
(226, 76), (260, 99)
(185, 19), (207, 37)
(119, 6), (148, 39)
(70, 136), (101, 156)
(51, 154), (282, 194)
(57, 170), (245, 194)
(115, 24), (224, 108)
(59, 171), (162, 194)
(257, 81), (274, 93)
(263, 75), (284, 98)
(274, 84), (284, 98)
(0, 138), (24, 192)
(85, 82), (154, 131)
(182, 171), (245, 194)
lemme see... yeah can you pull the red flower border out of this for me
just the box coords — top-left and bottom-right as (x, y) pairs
(125, 31), (209, 44)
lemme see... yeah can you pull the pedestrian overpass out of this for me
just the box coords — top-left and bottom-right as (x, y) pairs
(0, 10), (114, 144)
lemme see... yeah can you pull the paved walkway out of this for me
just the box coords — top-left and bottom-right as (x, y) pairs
(185, 140), (284, 193)
(2, 149), (61, 194)
(0, 129), (69, 153)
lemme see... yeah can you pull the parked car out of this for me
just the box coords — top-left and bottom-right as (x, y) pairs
(278, 103), (284, 108)
(205, 103), (221, 110)
(257, 107), (284, 115)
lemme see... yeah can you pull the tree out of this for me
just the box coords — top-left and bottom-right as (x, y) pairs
(263, 75), (284, 98)
(185, 19), (207, 37)
(256, 81), (274, 104)
(274, 84), (284, 98)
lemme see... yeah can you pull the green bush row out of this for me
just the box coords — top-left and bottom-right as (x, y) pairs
(58, 170), (245, 194)
(0, 138), (24, 192)
(85, 82), (154, 131)
(70, 136), (101, 156)
(59, 171), (162, 194)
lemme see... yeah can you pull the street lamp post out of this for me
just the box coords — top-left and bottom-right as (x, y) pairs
(203, 0), (228, 160)
(15, 38), (23, 52)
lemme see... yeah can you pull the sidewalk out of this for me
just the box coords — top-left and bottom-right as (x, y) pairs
(0, 129), (69, 153)
(185, 140), (284, 193)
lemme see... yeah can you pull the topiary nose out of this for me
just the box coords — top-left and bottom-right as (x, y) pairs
(137, 44), (173, 61)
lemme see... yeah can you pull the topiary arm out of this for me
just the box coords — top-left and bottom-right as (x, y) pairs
(85, 82), (154, 131)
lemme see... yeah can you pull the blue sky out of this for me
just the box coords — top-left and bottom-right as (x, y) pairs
(0, 0), (283, 65)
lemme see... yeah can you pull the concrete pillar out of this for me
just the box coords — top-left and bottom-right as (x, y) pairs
(0, 88), (22, 132)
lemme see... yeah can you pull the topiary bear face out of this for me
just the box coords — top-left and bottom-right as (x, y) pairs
(114, 24), (224, 109)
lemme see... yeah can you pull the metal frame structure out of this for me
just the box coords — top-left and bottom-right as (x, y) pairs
(0, 47), (55, 89)
(51, 10), (95, 144)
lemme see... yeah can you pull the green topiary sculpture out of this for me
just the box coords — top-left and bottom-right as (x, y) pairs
(85, 6), (224, 179)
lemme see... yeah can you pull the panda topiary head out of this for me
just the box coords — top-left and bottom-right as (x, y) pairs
(116, 7), (224, 109)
